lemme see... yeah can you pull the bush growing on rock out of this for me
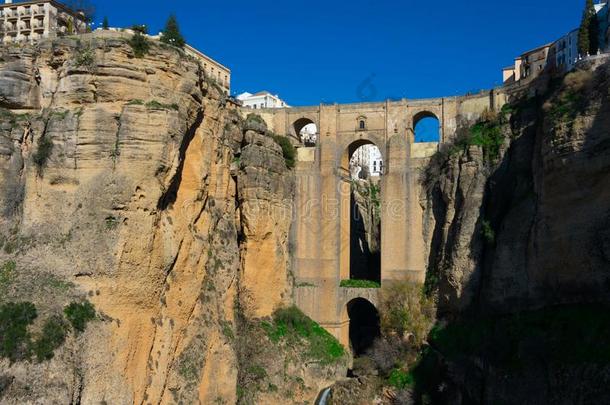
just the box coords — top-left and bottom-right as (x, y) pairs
(64, 301), (96, 333)
(33, 135), (53, 175)
(32, 316), (67, 362)
(129, 26), (150, 58)
(271, 134), (296, 169)
(0, 302), (37, 362)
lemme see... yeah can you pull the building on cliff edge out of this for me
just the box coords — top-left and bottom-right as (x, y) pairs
(0, 0), (87, 43)
(502, 1), (609, 85)
(237, 91), (290, 109)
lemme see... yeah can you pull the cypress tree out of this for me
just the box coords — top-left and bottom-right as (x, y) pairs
(589, 3), (600, 55)
(579, 0), (598, 56)
(102, 16), (109, 30)
(160, 15), (185, 49)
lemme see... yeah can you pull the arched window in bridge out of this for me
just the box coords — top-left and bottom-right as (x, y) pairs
(357, 116), (367, 131)
(413, 112), (440, 143)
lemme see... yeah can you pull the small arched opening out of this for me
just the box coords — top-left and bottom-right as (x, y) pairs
(293, 118), (318, 146)
(413, 111), (440, 143)
(340, 140), (383, 284)
(347, 298), (380, 356)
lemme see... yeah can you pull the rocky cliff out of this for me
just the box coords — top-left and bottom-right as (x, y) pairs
(0, 32), (341, 405)
(418, 59), (610, 403)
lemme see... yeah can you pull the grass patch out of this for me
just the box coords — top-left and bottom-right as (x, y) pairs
(126, 99), (145, 106)
(387, 367), (415, 389)
(340, 279), (381, 289)
(262, 306), (345, 365)
(0, 261), (16, 292)
(145, 100), (179, 111)
(64, 301), (96, 333)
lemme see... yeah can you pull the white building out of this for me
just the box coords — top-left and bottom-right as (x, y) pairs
(237, 91), (290, 109)
(553, 28), (579, 73)
(350, 145), (383, 179)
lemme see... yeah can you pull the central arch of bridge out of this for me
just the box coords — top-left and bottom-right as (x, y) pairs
(264, 94), (505, 348)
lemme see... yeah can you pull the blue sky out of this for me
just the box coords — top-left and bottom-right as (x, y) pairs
(91, 0), (587, 107)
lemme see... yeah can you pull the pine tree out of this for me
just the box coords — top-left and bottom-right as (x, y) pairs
(102, 16), (109, 30)
(160, 15), (185, 49)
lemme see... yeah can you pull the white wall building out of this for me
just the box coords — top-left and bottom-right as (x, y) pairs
(350, 145), (383, 179)
(553, 28), (579, 73)
(237, 91), (290, 109)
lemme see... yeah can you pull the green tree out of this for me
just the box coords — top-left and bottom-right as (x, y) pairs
(160, 15), (185, 49)
(102, 16), (109, 30)
(579, 0), (600, 56)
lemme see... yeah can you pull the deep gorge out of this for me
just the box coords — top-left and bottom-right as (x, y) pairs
(0, 31), (609, 405)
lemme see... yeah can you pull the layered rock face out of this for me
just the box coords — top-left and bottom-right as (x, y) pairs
(420, 60), (610, 402)
(0, 33), (312, 404)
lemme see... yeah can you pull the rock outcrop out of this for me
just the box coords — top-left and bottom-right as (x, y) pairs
(0, 32), (337, 405)
(418, 59), (610, 403)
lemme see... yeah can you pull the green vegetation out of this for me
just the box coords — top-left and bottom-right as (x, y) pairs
(129, 26), (150, 58)
(102, 16), (109, 30)
(32, 135), (54, 176)
(579, 0), (600, 56)
(64, 301), (96, 333)
(270, 134), (296, 169)
(481, 220), (495, 244)
(340, 279), (381, 289)
(379, 280), (435, 346)
(261, 306), (345, 365)
(0, 261), (16, 293)
(32, 316), (67, 362)
(105, 216), (119, 230)
(160, 15), (186, 49)
(126, 99), (179, 111)
(221, 320), (235, 341)
(0, 302), (37, 362)
(243, 113), (267, 132)
(430, 304), (610, 368)
(74, 46), (95, 67)
(387, 367), (415, 389)
(145, 100), (180, 111)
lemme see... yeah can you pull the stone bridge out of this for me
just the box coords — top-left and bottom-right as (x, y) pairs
(250, 91), (507, 352)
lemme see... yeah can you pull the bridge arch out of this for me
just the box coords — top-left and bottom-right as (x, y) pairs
(345, 297), (380, 356)
(292, 117), (318, 146)
(338, 135), (387, 174)
(413, 111), (441, 143)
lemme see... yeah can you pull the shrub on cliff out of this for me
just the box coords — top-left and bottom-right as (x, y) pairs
(32, 316), (67, 362)
(129, 26), (150, 58)
(64, 301), (96, 333)
(271, 134), (296, 169)
(0, 302), (37, 362)
(379, 280), (436, 346)
(33, 135), (53, 176)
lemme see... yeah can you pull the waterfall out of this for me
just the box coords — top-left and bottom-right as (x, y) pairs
(315, 387), (331, 405)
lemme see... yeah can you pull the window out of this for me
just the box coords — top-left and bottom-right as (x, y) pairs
(359, 120), (365, 130)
